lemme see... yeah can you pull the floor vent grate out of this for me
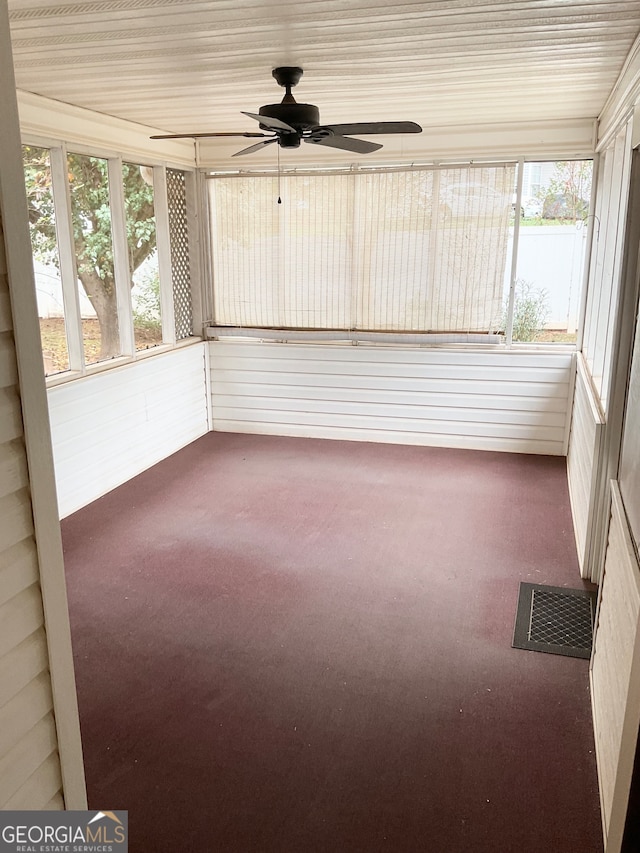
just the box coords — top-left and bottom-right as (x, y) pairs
(512, 583), (597, 659)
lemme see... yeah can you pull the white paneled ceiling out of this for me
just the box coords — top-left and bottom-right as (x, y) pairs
(8, 0), (640, 163)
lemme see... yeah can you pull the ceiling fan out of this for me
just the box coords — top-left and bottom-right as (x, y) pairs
(150, 66), (422, 156)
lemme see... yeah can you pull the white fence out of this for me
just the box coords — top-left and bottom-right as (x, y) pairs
(505, 225), (588, 332)
(35, 228), (589, 332)
(34, 262), (95, 318)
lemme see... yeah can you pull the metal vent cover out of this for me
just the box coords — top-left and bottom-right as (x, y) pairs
(512, 582), (597, 659)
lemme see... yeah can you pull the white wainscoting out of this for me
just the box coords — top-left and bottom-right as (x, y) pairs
(567, 354), (606, 579)
(209, 340), (574, 455)
(48, 344), (209, 518)
(591, 482), (640, 853)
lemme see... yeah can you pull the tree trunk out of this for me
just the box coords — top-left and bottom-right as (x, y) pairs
(78, 270), (121, 359)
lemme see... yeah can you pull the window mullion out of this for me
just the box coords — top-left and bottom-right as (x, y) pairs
(351, 172), (362, 330)
(505, 157), (524, 347)
(49, 144), (84, 372)
(429, 168), (442, 331)
(205, 176), (219, 326)
(154, 165), (177, 346)
(185, 170), (203, 337)
(576, 152), (601, 353)
(108, 157), (135, 357)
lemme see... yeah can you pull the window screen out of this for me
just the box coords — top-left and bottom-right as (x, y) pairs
(208, 164), (516, 333)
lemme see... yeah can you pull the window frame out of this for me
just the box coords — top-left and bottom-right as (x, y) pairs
(24, 139), (597, 383)
(22, 134), (202, 385)
(580, 120), (633, 412)
(205, 156), (594, 348)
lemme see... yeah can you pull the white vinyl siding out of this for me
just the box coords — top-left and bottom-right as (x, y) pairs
(209, 341), (573, 455)
(590, 482), (640, 853)
(48, 343), (209, 517)
(0, 215), (63, 809)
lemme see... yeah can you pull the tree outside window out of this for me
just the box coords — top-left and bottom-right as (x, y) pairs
(23, 148), (160, 368)
(123, 163), (162, 351)
(23, 145), (69, 375)
(67, 152), (120, 364)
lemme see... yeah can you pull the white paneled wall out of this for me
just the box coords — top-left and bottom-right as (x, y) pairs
(209, 341), (574, 455)
(48, 344), (209, 518)
(567, 354), (605, 579)
(591, 483), (640, 853)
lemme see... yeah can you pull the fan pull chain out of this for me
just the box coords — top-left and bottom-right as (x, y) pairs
(277, 145), (282, 204)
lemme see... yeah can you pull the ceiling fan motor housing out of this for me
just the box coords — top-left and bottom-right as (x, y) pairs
(258, 102), (320, 132)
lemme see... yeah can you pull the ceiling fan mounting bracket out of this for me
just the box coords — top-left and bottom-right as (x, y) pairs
(272, 66), (304, 89)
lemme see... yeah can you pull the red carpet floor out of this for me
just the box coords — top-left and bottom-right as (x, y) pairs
(61, 433), (603, 853)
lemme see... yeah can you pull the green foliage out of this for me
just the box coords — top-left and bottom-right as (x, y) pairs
(536, 161), (592, 222)
(23, 148), (157, 295)
(23, 146), (58, 265)
(122, 162), (157, 273)
(23, 148), (158, 356)
(132, 268), (162, 333)
(504, 279), (551, 342)
(67, 153), (116, 288)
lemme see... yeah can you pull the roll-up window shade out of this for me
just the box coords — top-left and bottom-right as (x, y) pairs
(209, 164), (515, 333)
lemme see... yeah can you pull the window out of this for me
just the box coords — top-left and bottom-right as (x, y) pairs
(209, 164), (515, 334)
(67, 152), (121, 365)
(23, 145), (69, 376)
(22, 146), (195, 378)
(123, 163), (162, 351)
(512, 160), (593, 344)
(209, 160), (592, 344)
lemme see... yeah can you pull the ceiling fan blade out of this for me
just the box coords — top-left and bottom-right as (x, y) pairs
(150, 131), (270, 140)
(305, 135), (383, 154)
(232, 138), (278, 157)
(241, 111), (297, 133)
(315, 121), (422, 136)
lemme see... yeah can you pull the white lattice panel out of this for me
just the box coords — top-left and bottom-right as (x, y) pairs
(166, 168), (193, 340)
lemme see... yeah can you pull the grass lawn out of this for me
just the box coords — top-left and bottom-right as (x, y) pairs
(39, 318), (163, 376)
